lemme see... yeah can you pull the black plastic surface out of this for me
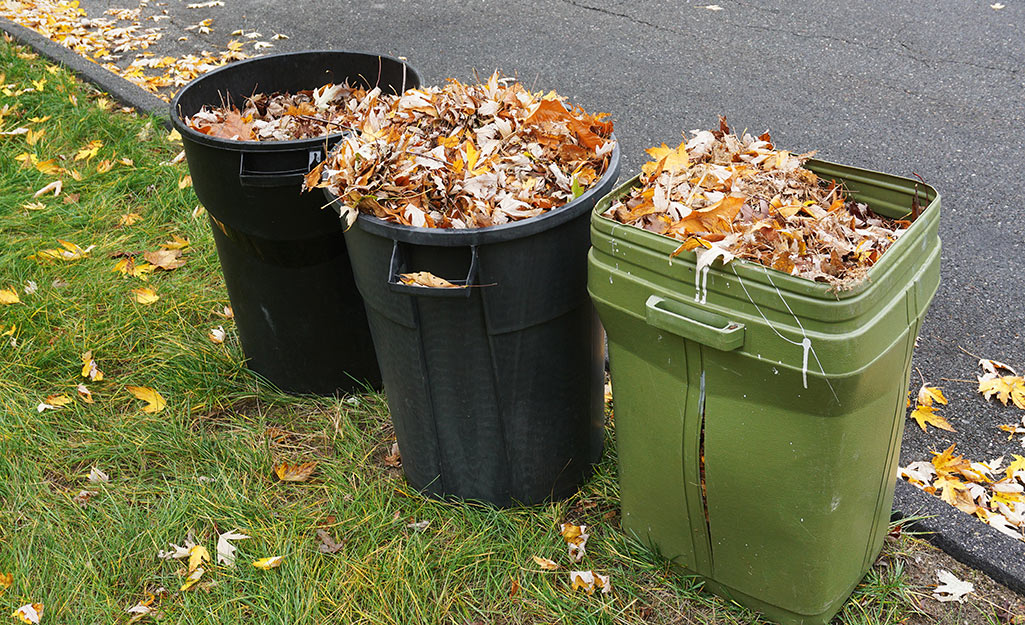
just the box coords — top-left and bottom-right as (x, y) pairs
(337, 146), (621, 506)
(170, 50), (422, 395)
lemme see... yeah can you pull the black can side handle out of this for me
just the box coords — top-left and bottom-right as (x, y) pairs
(238, 146), (327, 188)
(387, 241), (485, 298)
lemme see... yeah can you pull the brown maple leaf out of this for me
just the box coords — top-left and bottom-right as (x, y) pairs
(274, 461), (317, 482)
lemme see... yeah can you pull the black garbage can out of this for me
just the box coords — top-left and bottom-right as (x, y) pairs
(327, 145), (620, 506)
(170, 51), (421, 395)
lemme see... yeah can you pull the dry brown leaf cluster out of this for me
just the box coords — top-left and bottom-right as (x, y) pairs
(184, 82), (392, 141)
(602, 117), (913, 288)
(308, 72), (616, 229)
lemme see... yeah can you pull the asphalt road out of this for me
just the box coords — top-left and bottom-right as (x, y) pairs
(6, 0), (1025, 592)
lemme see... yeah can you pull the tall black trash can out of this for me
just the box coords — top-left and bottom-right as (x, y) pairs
(328, 146), (620, 506)
(170, 51), (421, 395)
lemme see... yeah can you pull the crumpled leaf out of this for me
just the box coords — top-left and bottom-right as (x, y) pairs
(81, 351), (104, 381)
(216, 529), (249, 566)
(77, 384), (95, 404)
(88, 467), (109, 483)
(143, 249), (185, 271)
(932, 569), (974, 602)
(569, 570), (611, 595)
(158, 532), (197, 559)
(398, 272), (462, 289)
(188, 545), (210, 573)
(179, 566), (204, 591)
(559, 523), (589, 563)
(113, 258), (157, 279)
(37, 393), (72, 412)
(252, 556), (284, 570)
(316, 529), (345, 554)
(917, 384), (948, 407)
(10, 603), (43, 624)
(126, 386), (166, 414)
(274, 461), (317, 482)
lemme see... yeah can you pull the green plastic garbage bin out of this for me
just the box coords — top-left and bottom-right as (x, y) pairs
(588, 160), (941, 625)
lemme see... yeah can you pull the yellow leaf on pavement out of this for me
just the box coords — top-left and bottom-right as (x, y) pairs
(252, 556), (284, 570)
(126, 386), (166, 414)
(917, 384), (948, 407)
(979, 374), (1025, 410)
(131, 287), (159, 305)
(274, 461), (317, 482)
(0, 288), (20, 305)
(909, 404), (955, 433)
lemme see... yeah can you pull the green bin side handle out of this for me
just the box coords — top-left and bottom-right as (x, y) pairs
(644, 295), (745, 351)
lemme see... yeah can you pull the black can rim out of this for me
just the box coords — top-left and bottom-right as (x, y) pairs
(168, 49), (423, 153)
(334, 140), (621, 247)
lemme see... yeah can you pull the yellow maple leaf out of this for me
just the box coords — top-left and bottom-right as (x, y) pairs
(931, 444), (972, 479)
(34, 158), (61, 176)
(0, 288), (20, 305)
(131, 287), (159, 305)
(274, 461), (317, 482)
(42, 394), (72, 408)
(252, 556), (284, 570)
(917, 384), (948, 407)
(641, 140), (690, 177)
(118, 213), (142, 226)
(160, 235), (190, 250)
(1006, 455), (1025, 479)
(909, 404), (955, 432)
(126, 386), (166, 414)
(934, 475), (966, 506)
(0, 572), (12, 589)
(25, 128), (44, 145)
(178, 175), (192, 189)
(74, 139), (103, 161)
(113, 258), (156, 279)
(979, 375), (1025, 410)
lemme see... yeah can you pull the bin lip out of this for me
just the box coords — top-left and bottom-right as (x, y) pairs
(591, 159), (940, 299)
(327, 140), (621, 247)
(168, 49), (422, 153)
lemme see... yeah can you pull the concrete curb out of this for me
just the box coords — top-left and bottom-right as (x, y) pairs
(893, 479), (1025, 595)
(0, 17), (170, 126)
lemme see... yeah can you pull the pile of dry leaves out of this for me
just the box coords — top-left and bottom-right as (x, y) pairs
(306, 72), (616, 229)
(183, 82), (392, 141)
(602, 117), (915, 288)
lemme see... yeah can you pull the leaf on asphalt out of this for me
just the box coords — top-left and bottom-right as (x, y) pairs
(932, 569), (974, 602)
(980, 359), (1017, 376)
(909, 404), (955, 433)
(978, 360), (1025, 410)
(179, 567), (204, 591)
(0, 288), (20, 305)
(559, 523), (589, 563)
(10, 603), (43, 624)
(252, 556), (284, 570)
(216, 529), (249, 566)
(126, 386), (166, 414)
(208, 326), (226, 344)
(274, 461), (317, 482)
(81, 351), (104, 381)
(76, 384), (94, 404)
(143, 249), (186, 271)
(131, 287), (160, 305)
(532, 555), (560, 570)
(316, 529), (345, 554)
(917, 384), (948, 407)
(569, 570), (611, 595)
(88, 467), (108, 483)
(37, 393), (72, 412)
(398, 271), (462, 289)
(32, 179), (62, 198)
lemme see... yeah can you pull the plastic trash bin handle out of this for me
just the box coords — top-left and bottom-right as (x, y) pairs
(387, 241), (483, 299)
(238, 147), (326, 188)
(644, 295), (745, 351)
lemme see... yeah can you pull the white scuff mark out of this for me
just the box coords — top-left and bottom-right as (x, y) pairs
(693, 245), (734, 304)
(800, 337), (811, 389)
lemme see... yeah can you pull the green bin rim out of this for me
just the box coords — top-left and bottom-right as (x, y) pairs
(591, 158), (940, 300)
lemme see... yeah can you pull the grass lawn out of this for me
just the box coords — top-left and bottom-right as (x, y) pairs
(0, 33), (1020, 625)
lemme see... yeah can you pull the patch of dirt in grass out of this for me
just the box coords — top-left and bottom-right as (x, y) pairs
(900, 536), (1025, 625)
